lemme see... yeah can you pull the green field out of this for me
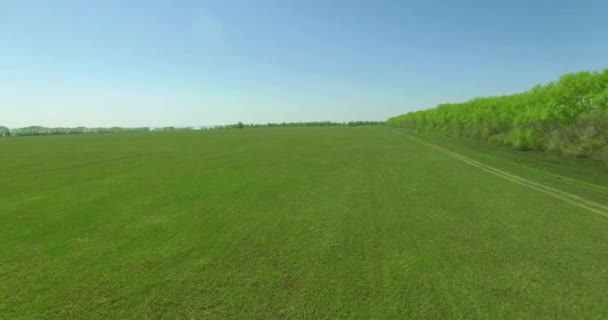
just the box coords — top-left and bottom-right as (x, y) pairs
(2, 127), (608, 319)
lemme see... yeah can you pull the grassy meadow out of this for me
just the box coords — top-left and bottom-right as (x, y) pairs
(1, 126), (608, 319)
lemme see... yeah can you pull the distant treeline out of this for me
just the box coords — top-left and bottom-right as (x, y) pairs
(388, 69), (608, 159)
(215, 121), (385, 130)
(0, 126), (151, 137)
(0, 121), (385, 137)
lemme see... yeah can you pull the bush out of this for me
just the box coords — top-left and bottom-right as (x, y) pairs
(387, 69), (608, 160)
(511, 128), (536, 151)
(546, 130), (563, 153)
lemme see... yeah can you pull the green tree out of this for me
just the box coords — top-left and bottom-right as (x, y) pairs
(0, 126), (10, 137)
(387, 68), (608, 159)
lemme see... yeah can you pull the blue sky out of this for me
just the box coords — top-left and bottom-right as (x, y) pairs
(1, 0), (607, 127)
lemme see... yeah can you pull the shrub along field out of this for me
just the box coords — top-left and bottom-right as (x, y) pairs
(388, 69), (608, 159)
(1, 127), (608, 319)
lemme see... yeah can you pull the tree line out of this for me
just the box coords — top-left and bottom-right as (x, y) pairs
(387, 69), (608, 159)
(214, 121), (385, 130)
(0, 121), (386, 137)
(0, 126), (152, 137)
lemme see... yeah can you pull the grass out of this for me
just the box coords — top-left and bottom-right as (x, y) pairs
(1, 126), (608, 319)
(420, 133), (608, 205)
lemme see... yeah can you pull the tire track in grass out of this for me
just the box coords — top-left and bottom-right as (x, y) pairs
(392, 130), (608, 218)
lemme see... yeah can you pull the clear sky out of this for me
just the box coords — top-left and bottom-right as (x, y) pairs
(1, 0), (607, 127)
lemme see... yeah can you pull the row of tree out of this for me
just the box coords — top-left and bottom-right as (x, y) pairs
(388, 69), (608, 159)
(212, 121), (385, 130)
(0, 126), (152, 137)
(215, 121), (386, 130)
(0, 121), (386, 137)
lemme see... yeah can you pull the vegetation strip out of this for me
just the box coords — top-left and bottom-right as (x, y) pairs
(393, 130), (608, 217)
(388, 69), (608, 159)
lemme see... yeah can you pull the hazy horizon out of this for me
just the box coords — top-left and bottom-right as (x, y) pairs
(2, 0), (607, 127)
